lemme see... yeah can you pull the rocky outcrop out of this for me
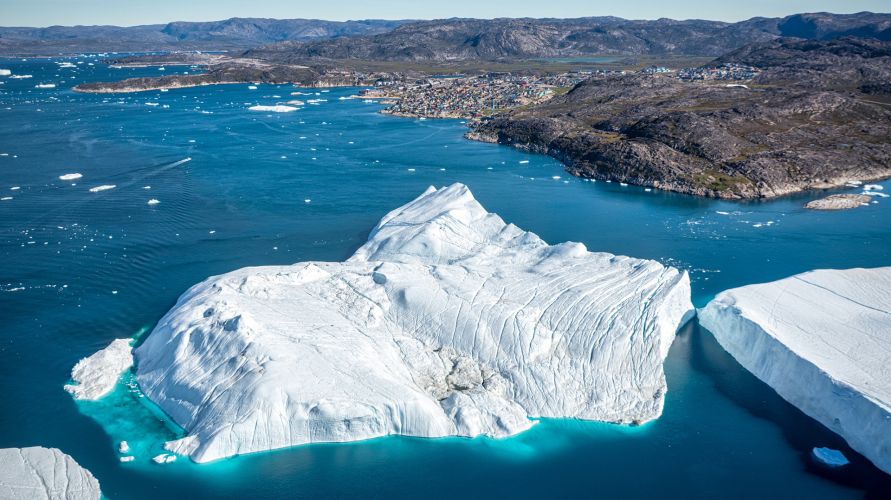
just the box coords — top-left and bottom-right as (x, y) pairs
(469, 38), (891, 199)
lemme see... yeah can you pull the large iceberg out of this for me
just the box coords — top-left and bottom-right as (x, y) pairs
(0, 447), (101, 500)
(133, 183), (693, 463)
(700, 267), (891, 475)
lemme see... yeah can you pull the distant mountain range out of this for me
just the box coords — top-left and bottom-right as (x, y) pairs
(0, 18), (410, 54)
(248, 12), (891, 62)
(1, 12), (888, 58)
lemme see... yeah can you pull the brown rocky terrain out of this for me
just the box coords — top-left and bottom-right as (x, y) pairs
(469, 38), (891, 199)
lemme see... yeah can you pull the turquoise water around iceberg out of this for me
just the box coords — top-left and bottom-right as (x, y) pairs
(0, 56), (890, 498)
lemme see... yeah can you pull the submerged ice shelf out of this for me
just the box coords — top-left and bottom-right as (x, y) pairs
(83, 183), (693, 463)
(700, 267), (891, 475)
(0, 447), (101, 500)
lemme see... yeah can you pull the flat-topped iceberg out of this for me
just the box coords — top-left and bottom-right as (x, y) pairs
(132, 183), (692, 463)
(700, 267), (891, 475)
(0, 446), (101, 499)
(248, 105), (297, 113)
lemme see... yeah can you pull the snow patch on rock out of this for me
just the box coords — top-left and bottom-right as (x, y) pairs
(700, 267), (891, 475)
(131, 183), (693, 463)
(0, 447), (101, 500)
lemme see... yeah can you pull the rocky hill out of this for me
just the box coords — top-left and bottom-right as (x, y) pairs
(247, 12), (891, 62)
(468, 37), (891, 199)
(0, 18), (409, 55)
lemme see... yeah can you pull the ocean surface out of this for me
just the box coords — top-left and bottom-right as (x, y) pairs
(1, 56), (889, 499)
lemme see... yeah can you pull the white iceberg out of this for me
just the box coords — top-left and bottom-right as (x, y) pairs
(700, 267), (891, 475)
(0, 69), (11, 76)
(35, 83), (56, 89)
(59, 173), (83, 181)
(64, 338), (133, 400)
(0, 447), (101, 500)
(131, 183), (693, 463)
(248, 105), (298, 113)
(88, 185), (115, 193)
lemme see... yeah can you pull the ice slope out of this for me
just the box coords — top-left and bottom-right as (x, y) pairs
(0, 447), (101, 500)
(64, 338), (133, 400)
(133, 183), (693, 463)
(699, 267), (891, 475)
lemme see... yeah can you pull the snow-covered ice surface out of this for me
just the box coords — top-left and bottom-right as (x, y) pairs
(64, 338), (133, 400)
(132, 183), (693, 463)
(0, 447), (101, 500)
(700, 267), (891, 474)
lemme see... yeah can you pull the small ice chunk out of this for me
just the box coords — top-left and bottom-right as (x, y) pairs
(551, 176), (560, 180)
(147, 199), (160, 205)
(64, 338), (133, 400)
(118, 441), (130, 454)
(248, 105), (297, 113)
(59, 173), (83, 181)
(812, 447), (849, 468)
(864, 184), (883, 191)
(119, 456), (134, 463)
(35, 83), (56, 89)
(248, 85), (258, 90)
(145, 102), (159, 107)
(519, 160), (529, 164)
(89, 185), (116, 193)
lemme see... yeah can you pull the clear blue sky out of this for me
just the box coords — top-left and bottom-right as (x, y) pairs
(2, 0), (888, 27)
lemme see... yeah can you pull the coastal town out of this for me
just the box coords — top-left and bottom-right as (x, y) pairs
(356, 63), (761, 119)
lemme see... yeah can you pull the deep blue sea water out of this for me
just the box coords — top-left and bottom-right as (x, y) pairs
(1, 56), (890, 499)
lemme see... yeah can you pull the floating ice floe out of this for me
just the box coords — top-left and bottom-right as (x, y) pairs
(35, 83), (55, 89)
(145, 102), (159, 107)
(1, 197), (12, 201)
(519, 160), (529, 164)
(700, 267), (891, 475)
(88, 185), (116, 193)
(59, 173), (83, 181)
(147, 199), (160, 205)
(0, 447), (101, 500)
(248, 85), (258, 90)
(9, 74), (32, 79)
(0, 69), (11, 76)
(118, 441), (130, 454)
(812, 447), (849, 468)
(64, 338), (133, 400)
(126, 183), (693, 463)
(119, 456), (134, 463)
(152, 454), (177, 464)
(248, 105), (298, 113)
